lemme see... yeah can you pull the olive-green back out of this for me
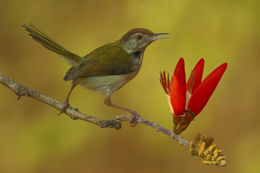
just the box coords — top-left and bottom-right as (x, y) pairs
(64, 41), (134, 81)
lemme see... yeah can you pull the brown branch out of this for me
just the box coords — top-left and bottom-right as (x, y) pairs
(0, 73), (226, 166)
(0, 73), (189, 146)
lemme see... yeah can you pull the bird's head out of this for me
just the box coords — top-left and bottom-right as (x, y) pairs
(119, 28), (168, 54)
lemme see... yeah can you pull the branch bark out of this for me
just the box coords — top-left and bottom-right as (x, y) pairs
(0, 73), (227, 166)
(0, 73), (189, 147)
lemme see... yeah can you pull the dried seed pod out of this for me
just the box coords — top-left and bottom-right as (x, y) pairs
(188, 133), (227, 167)
(208, 144), (216, 155)
(199, 142), (206, 157)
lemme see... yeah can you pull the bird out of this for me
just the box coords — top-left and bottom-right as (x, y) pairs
(23, 23), (168, 118)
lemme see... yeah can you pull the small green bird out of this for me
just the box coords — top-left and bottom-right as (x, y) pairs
(23, 24), (168, 117)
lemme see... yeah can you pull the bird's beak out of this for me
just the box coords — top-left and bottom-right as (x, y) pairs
(151, 33), (169, 41)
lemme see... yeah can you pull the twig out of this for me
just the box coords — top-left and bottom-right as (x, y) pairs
(0, 73), (189, 146)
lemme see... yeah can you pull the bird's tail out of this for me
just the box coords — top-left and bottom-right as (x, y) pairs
(23, 23), (82, 66)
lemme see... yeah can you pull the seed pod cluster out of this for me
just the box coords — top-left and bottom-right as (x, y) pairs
(189, 133), (226, 167)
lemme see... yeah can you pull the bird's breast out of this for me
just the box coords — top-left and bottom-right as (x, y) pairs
(75, 71), (139, 96)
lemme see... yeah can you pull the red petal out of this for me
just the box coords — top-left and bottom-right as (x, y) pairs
(186, 59), (204, 94)
(170, 58), (186, 116)
(188, 63), (227, 115)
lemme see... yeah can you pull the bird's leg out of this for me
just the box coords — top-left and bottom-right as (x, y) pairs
(60, 83), (77, 114)
(104, 95), (139, 123)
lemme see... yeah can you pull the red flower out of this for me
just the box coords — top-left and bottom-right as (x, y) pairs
(160, 58), (227, 134)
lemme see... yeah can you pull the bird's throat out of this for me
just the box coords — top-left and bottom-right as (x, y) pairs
(133, 50), (142, 59)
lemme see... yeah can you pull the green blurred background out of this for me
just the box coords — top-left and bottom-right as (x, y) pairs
(0, 0), (259, 172)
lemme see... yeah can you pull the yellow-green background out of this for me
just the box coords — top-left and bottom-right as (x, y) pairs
(0, 0), (259, 172)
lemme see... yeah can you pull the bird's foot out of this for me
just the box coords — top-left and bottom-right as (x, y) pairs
(129, 111), (139, 126)
(59, 100), (70, 115)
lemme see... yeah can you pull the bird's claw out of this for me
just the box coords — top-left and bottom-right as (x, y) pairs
(59, 100), (70, 115)
(129, 111), (139, 126)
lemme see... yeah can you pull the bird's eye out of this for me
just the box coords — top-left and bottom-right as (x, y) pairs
(137, 35), (142, 40)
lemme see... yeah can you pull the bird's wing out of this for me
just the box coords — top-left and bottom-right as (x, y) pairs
(23, 23), (82, 66)
(64, 42), (134, 81)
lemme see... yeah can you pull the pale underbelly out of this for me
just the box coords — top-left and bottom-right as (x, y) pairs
(74, 72), (138, 96)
